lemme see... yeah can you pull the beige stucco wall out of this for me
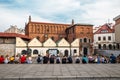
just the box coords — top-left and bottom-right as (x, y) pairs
(57, 38), (70, 47)
(71, 39), (79, 47)
(16, 37), (27, 47)
(43, 38), (56, 47)
(28, 38), (42, 47)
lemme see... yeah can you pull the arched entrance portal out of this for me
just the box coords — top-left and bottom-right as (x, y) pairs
(47, 49), (59, 56)
(83, 47), (88, 55)
(64, 50), (68, 57)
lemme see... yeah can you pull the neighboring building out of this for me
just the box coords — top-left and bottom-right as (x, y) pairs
(4, 25), (25, 34)
(93, 26), (100, 33)
(113, 15), (120, 49)
(94, 23), (115, 50)
(0, 32), (30, 56)
(66, 24), (93, 55)
(25, 16), (93, 55)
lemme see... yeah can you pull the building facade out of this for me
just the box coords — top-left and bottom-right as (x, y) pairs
(113, 15), (120, 49)
(94, 23), (115, 50)
(25, 16), (93, 55)
(0, 33), (30, 56)
(4, 25), (25, 34)
(16, 37), (80, 57)
(25, 16), (70, 42)
(66, 24), (93, 55)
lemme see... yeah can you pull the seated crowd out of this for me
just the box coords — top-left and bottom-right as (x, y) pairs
(0, 53), (120, 64)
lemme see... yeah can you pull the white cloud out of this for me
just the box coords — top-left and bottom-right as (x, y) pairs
(79, 0), (120, 26)
(0, 0), (120, 31)
(0, 3), (52, 31)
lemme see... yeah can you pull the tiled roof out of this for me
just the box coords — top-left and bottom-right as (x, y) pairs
(28, 21), (71, 26)
(0, 32), (30, 39)
(66, 23), (93, 30)
(94, 23), (114, 34)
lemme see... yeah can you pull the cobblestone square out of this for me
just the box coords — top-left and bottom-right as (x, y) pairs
(0, 64), (120, 80)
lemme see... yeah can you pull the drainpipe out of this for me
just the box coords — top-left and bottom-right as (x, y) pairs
(70, 44), (72, 56)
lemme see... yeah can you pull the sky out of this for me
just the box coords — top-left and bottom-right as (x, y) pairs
(0, 0), (120, 32)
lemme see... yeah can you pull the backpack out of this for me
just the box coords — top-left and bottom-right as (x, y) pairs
(76, 59), (80, 63)
(56, 59), (60, 63)
(37, 57), (41, 63)
(50, 57), (54, 63)
(82, 58), (87, 63)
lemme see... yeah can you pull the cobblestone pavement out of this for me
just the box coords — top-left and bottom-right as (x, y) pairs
(0, 64), (120, 80)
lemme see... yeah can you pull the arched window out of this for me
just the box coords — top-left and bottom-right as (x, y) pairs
(103, 37), (106, 41)
(84, 38), (87, 43)
(21, 50), (27, 55)
(116, 44), (120, 49)
(98, 37), (101, 41)
(89, 39), (91, 43)
(103, 44), (106, 49)
(33, 49), (38, 55)
(113, 45), (116, 50)
(83, 47), (88, 55)
(108, 44), (112, 50)
(64, 50), (68, 57)
(80, 39), (82, 43)
(74, 49), (77, 53)
(98, 44), (101, 49)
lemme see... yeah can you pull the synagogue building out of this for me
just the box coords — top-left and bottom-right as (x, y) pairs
(25, 16), (93, 55)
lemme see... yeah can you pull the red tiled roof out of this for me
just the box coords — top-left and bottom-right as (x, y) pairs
(0, 32), (30, 39)
(28, 21), (71, 26)
(94, 23), (114, 34)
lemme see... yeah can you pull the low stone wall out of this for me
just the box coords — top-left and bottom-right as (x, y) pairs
(0, 44), (15, 56)
(96, 49), (120, 57)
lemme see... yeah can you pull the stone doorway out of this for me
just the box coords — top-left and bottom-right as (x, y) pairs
(83, 47), (88, 55)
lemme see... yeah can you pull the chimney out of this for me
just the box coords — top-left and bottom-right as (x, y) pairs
(72, 19), (74, 25)
(29, 15), (31, 22)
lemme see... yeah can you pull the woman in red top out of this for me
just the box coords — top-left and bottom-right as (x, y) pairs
(20, 55), (26, 64)
(0, 55), (4, 64)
